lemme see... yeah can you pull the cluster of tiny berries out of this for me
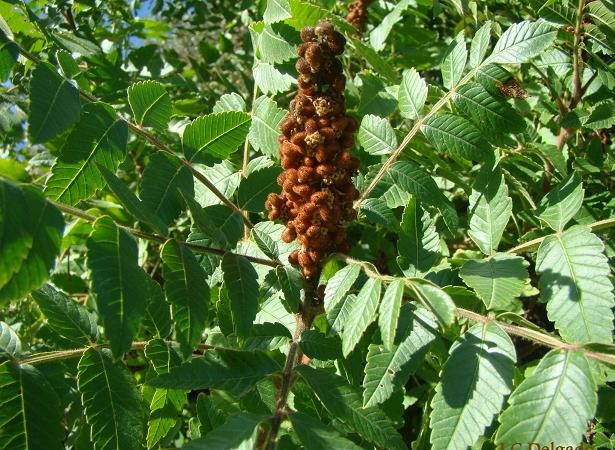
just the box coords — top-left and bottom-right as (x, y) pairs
(346, 0), (372, 33)
(265, 21), (360, 279)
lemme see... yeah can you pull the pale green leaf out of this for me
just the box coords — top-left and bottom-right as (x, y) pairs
(77, 348), (145, 450)
(184, 413), (265, 450)
(0, 322), (20, 357)
(369, 0), (415, 52)
(422, 113), (492, 161)
(358, 114), (398, 156)
(213, 93), (246, 113)
(250, 22), (296, 64)
(397, 198), (441, 277)
(496, 350), (597, 446)
(45, 103), (127, 205)
(194, 161), (241, 208)
(536, 226), (614, 344)
(253, 61), (295, 95)
(97, 164), (168, 235)
(127, 80), (171, 130)
(441, 32), (467, 89)
(264, 0), (291, 23)
(324, 263), (360, 319)
(327, 293), (357, 337)
(485, 20), (557, 64)
(290, 411), (366, 450)
(535, 172), (584, 232)
(296, 365), (407, 450)
(247, 96), (286, 158)
(430, 322), (516, 450)
(0, 362), (64, 450)
(28, 62), (80, 143)
(467, 163), (512, 255)
(469, 21), (492, 67)
(149, 349), (279, 397)
(342, 277), (382, 356)
(378, 279), (404, 352)
(222, 253), (259, 337)
(31, 284), (98, 345)
(183, 112), (251, 162)
(364, 306), (437, 407)
(140, 152), (194, 226)
(398, 68), (428, 120)
(0, 182), (64, 305)
(460, 253), (529, 311)
(87, 216), (147, 357)
(284, 0), (326, 29)
(406, 279), (456, 327)
(161, 240), (209, 356)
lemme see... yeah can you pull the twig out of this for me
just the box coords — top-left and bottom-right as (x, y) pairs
(50, 200), (279, 268)
(16, 341), (216, 366)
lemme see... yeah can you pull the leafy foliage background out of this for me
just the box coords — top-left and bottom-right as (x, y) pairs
(0, 0), (614, 449)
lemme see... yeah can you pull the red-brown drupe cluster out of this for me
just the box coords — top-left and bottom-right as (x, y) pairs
(346, 0), (372, 33)
(265, 21), (360, 279)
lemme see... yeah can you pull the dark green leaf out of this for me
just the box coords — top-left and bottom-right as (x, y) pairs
(222, 253), (259, 337)
(183, 112), (251, 162)
(237, 166), (281, 213)
(422, 113), (492, 161)
(127, 80), (172, 130)
(290, 411), (366, 450)
(184, 413), (265, 450)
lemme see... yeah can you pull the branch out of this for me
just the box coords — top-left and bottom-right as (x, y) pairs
(17, 341), (216, 366)
(50, 200), (279, 268)
(10, 38), (253, 230)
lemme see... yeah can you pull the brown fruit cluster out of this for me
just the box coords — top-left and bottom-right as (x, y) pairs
(265, 21), (360, 279)
(346, 0), (372, 33)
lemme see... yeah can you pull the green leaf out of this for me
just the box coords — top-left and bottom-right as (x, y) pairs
(264, 0), (291, 23)
(87, 216), (147, 357)
(56, 50), (80, 78)
(364, 306), (437, 407)
(535, 172), (584, 232)
(0, 322), (21, 357)
(45, 102), (128, 205)
(194, 162), (241, 208)
(358, 114), (398, 156)
(0, 361), (64, 450)
(460, 253), (529, 311)
(28, 62), (81, 143)
(324, 264), (360, 317)
(77, 348), (146, 450)
(584, 100), (615, 130)
(398, 68), (428, 120)
(342, 277), (382, 356)
(140, 152), (194, 226)
(406, 279), (456, 328)
(276, 265), (301, 313)
(250, 22), (296, 64)
(369, 0), (415, 52)
(467, 163), (512, 255)
(485, 20), (557, 64)
(127, 80), (172, 130)
(149, 349), (279, 397)
(161, 240), (210, 355)
(0, 182), (64, 305)
(290, 411), (366, 450)
(422, 113), (492, 161)
(441, 32), (467, 89)
(430, 322), (516, 450)
(247, 96), (286, 158)
(97, 164), (168, 235)
(454, 82), (525, 134)
(253, 61), (295, 95)
(237, 166), (281, 212)
(222, 253), (259, 337)
(31, 284), (98, 345)
(183, 111), (251, 162)
(495, 350), (597, 446)
(378, 279), (404, 352)
(469, 21), (492, 67)
(213, 93), (246, 113)
(184, 413), (265, 450)
(196, 393), (225, 436)
(397, 198), (441, 277)
(536, 225), (614, 344)
(143, 276), (172, 338)
(383, 161), (459, 233)
(0, 30), (17, 81)
(295, 365), (407, 450)
(299, 329), (342, 360)
(144, 339), (182, 375)
(349, 38), (398, 83)
(183, 194), (231, 248)
(251, 221), (297, 263)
